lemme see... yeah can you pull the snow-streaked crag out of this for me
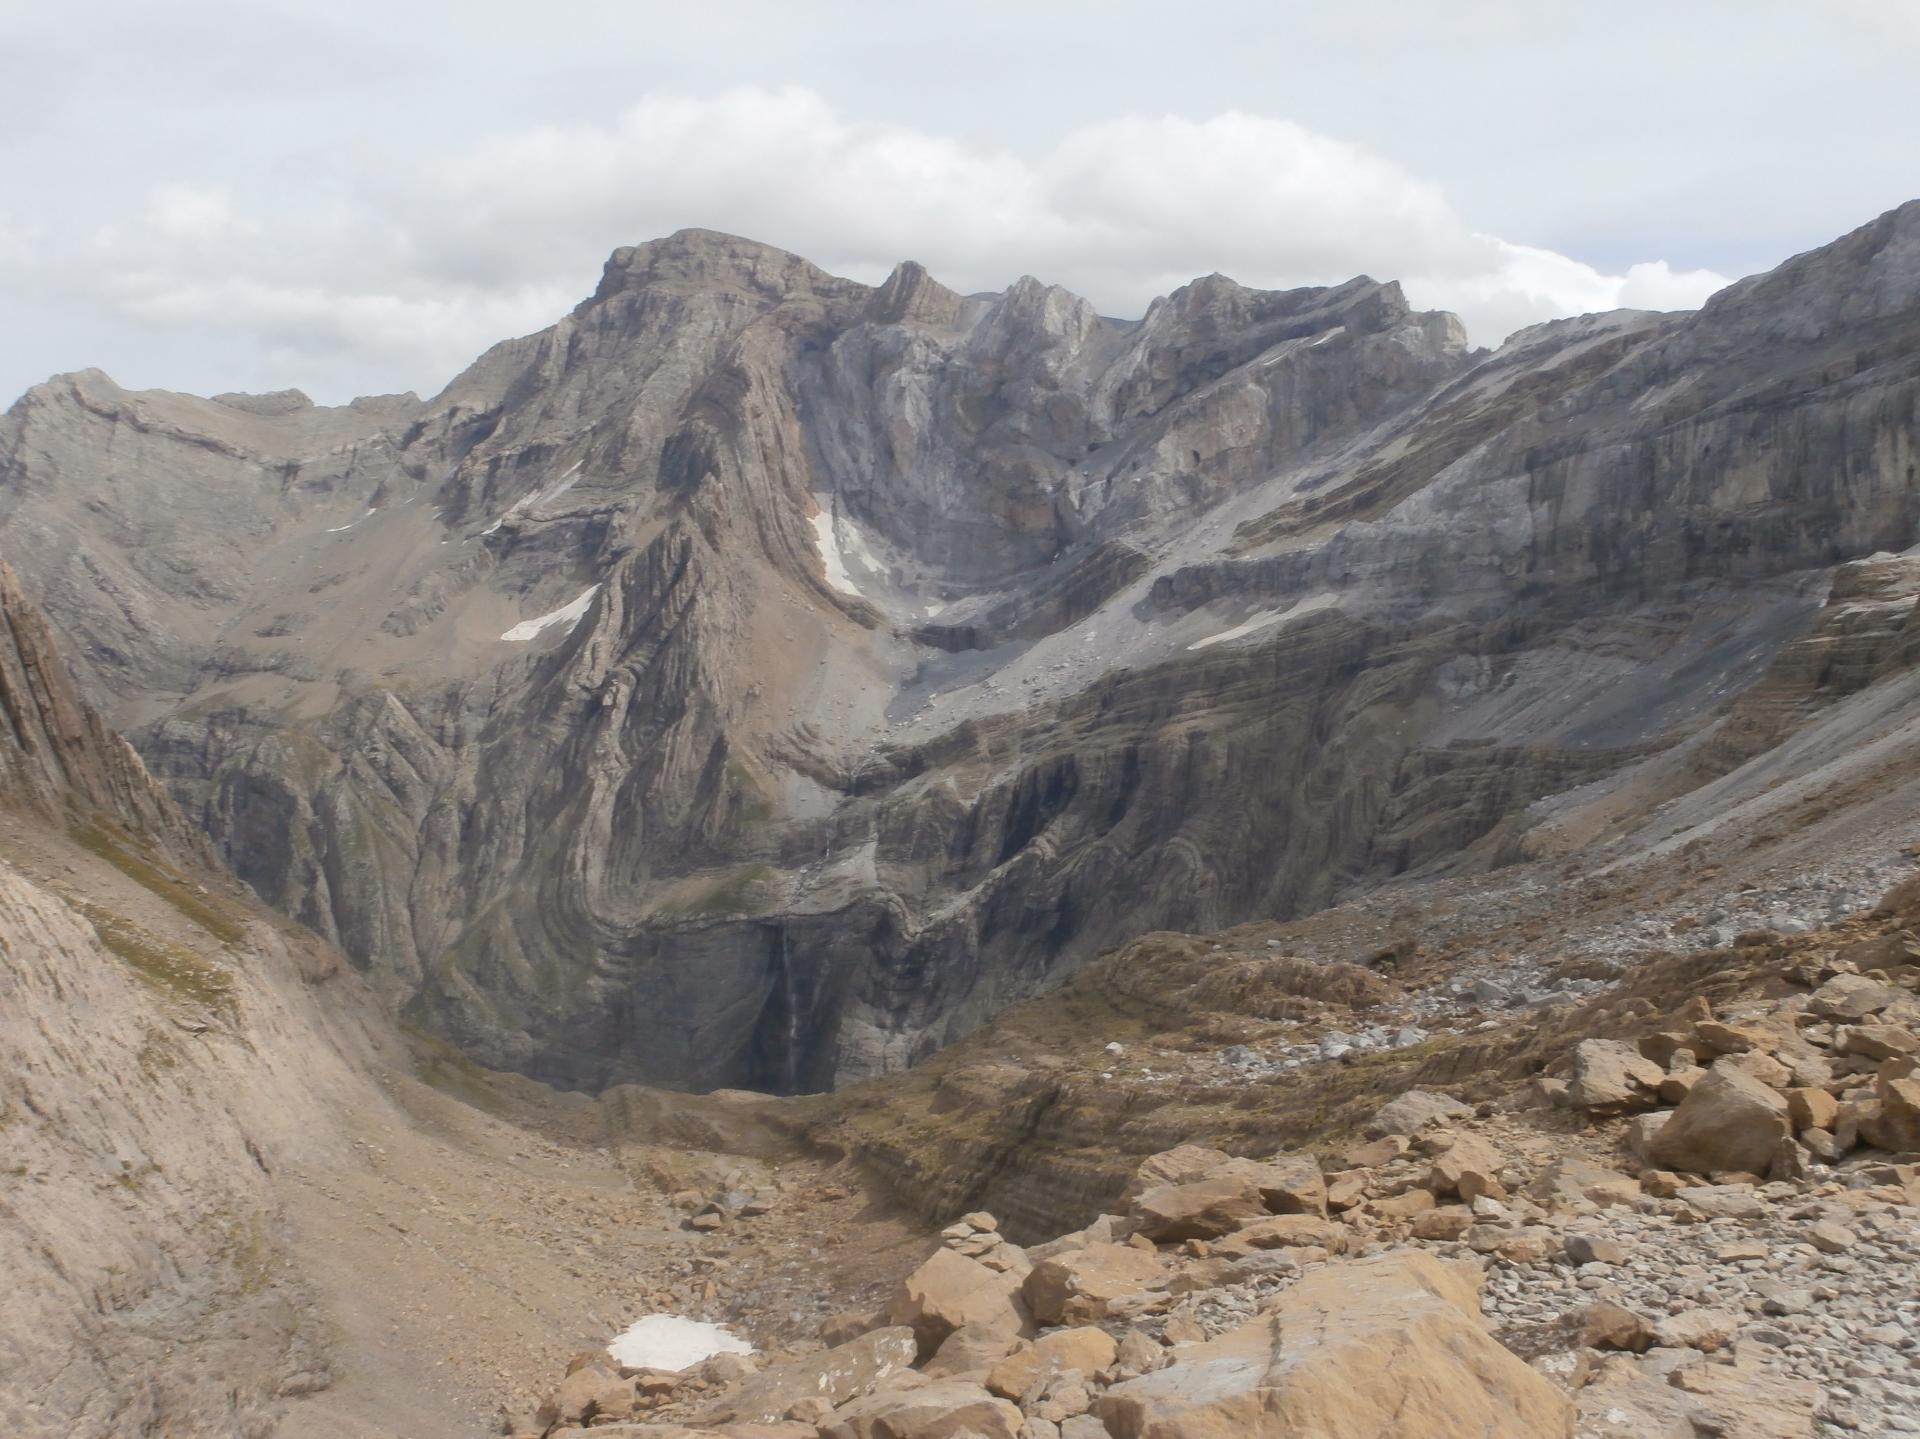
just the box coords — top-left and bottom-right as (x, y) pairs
(5, 203), (1920, 1093)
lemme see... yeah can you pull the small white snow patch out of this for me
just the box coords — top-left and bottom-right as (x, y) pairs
(500, 584), (600, 642)
(1187, 612), (1284, 650)
(607, 1315), (752, 1372)
(809, 510), (865, 598)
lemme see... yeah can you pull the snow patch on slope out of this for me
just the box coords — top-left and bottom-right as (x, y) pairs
(500, 584), (600, 642)
(607, 1314), (753, 1371)
(1187, 612), (1284, 650)
(809, 504), (886, 601)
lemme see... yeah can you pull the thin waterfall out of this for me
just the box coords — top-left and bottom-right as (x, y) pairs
(779, 925), (801, 1094)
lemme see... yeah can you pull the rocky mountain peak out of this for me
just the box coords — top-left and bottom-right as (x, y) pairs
(868, 259), (963, 327)
(1694, 196), (1920, 342)
(582, 227), (866, 310)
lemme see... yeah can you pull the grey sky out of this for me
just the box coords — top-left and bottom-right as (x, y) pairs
(2, 0), (1914, 406)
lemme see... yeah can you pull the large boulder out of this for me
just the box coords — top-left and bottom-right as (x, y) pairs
(985, 1327), (1118, 1400)
(1365, 1090), (1471, 1138)
(1648, 1061), (1790, 1176)
(886, 1250), (1032, 1360)
(1211, 1215), (1349, 1258)
(1567, 1039), (1665, 1115)
(1093, 1252), (1572, 1438)
(1023, 1242), (1166, 1325)
(1130, 1176), (1266, 1242)
(1425, 1131), (1507, 1201)
(1234, 1153), (1328, 1216)
(699, 1327), (919, 1424)
(1124, 1145), (1236, 1202)
(1861, 1071), (1920, 1153)
(1809, 974), (1901, 1023)
(822, 1379), (1023, 1439)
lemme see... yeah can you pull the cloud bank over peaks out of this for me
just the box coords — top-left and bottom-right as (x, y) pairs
(8, 88), (1732, 401)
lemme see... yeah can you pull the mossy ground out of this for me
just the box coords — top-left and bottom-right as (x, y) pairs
(70, 818), (247, 944)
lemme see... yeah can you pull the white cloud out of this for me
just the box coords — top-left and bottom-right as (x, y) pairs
(13, 87), (1731, 400)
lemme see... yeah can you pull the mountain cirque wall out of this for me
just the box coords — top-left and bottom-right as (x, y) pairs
(4, 203), (1920, 1095)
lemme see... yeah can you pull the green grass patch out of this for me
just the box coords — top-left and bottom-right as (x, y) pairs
(70, 819), (247, 944)
(80, 902), (238, 1014)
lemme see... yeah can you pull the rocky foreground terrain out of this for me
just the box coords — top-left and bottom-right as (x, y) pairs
(6, 199), (1920, 1097)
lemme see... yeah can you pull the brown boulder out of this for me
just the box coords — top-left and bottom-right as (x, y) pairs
(1567, 1039), (1665, 1115)
(1364, 1090), (1471, 1137)
(1234, 1153), (1327, 1216)
(1860, 1072), (1920, 1152)
(1123, 1145), (1233, 1202)
(887, 1249), (1032, 1360)
(1210, 1215), (1349, 1257)
(1785, 1087), (1838, 1133)
(1022, 1242), (1165, 1325)
(1809, 974), (1901, 1022)
(1130, 1176), (1266, 1242)
(1093, 1252), (1571, 1438)
(1579, 1300), (1655, 1352)
(701, 1327), (919, 1424)
(1425, 1131), (1506, 1201)
(1648, 1061), (1790, 1176)
(822, 1379), (1022, 1439)
(985, 1327), (1118, 1401)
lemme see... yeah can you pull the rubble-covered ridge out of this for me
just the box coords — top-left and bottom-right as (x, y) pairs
(524, 872), (1920, 1439)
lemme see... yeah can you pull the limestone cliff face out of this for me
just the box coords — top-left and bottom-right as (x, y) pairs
(0, 566), (395, 1437)
(5, 203), (1920, 1094)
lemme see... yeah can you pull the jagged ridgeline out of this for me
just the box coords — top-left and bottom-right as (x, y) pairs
(3, 203), (1918, 1094)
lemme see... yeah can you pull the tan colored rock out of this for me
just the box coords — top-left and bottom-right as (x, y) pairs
(1129, 1176), (1265, 1242)
(1861, 1072), (1920, 1151)
(1022, 1243), (1164, 1326)
(1576, 1352), (1815, 1438)
(1837, 1024), (1919, 1061)
(1235, 1152), (1327, 1216)
(1425, 1131), (1506, 1201)
(1652, 1308), (1741, 1351)
(1122, 1145), (1233, 1202)
(1809, 973), (1901, 1022)
(822, 1379), (1023, 1439)
(1323, 1170), (1368, 1210)
(1648, 1060), (1790, 1176)
(922, 1325), (1022, 1382)
(1343, 1135), (1410, 1167)
(1527, 1156), (1638, 1209)
(1658, 1067), (1706, 1103)
(1368, 1188), (1436, 1219)
(1725, 1050), (1794, 1089)
(1411, 1206), (1475, 1241)
(1785, 1087), (1839, 1133)
(1567, 1039), (1665, 1114)
(1838, 929), (1920, 972)
(984, 1328), (1117, 1401)
(1364, 1090), (1471, 1137)
(1564, 1233), (1626, 1266)
(701, 1327), (919, 1425)
(887, 1249), (1033, 1360)
(1694, 1019), (1774, 1054)
(1211, 1214), (1349, 1256)
(1579, 1300), (1655, 1352)
(1093, 1252), (1572, 1438)
(541, 1366), (636, 1429)
(1669, 1357), (1820, 1437)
